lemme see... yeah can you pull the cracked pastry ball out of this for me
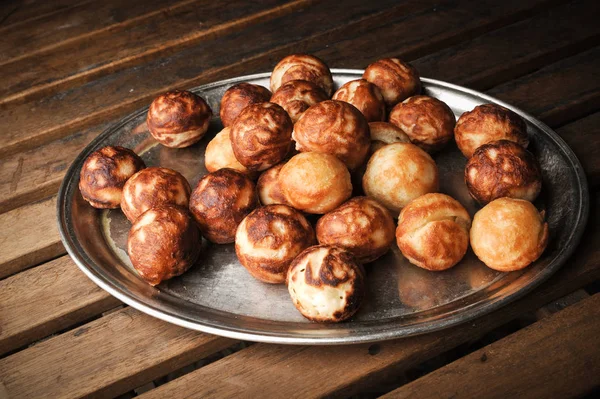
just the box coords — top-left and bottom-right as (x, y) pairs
(465, 140), (542, 205)
(363, 143), (439, 214)
(127, 205), (201, 286)
(121, 167), (191, 222)
(363, 58), (421, 108)
(470, 197), (548, 271)
(219, 83), (271, 127)
(332, 79), (386, 122)
(287, 245), (365, 322)
(189, 168), (259, 244)
(279, 152), (352, 214)
(79, 146), (145, 209)
(293, 100), (370, 170)
(270, 80), (329, 123)
(235, 204), (316, 284)
(147, 90), (212, 148)
(455, 103), (528, 158)
(204, 127), (254, 176)
(257, 163), (289, 206)
(396, 193), (471, 271)
(389, 95), (456, 153)
(270, 54), (334, 96)
(230, 102), (293, 171)
(316, 197), (395, 263)
(368, 122), (410, 154)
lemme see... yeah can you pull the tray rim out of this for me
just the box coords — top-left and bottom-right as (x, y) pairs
(57, 69), (590, 345)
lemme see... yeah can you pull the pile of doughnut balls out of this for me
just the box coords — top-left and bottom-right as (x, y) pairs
(78, 54), (548, 323)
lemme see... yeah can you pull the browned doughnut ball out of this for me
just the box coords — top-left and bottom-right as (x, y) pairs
(127, 205), (201, 286)
(121, 167), (191, 222)
(455, 103), (528, 158)
(235, 205), (316, 284)
(363, 58), (421, 108)
(316, 197), (395, 263)
(219, 83), (271, 127)
(270, 54), (334, 96)
(230, 102), (293, 171)
(270, 80), (329, 123)
(293, 100), (370, 170)
(79, 146), (145, 209)
(147, 90), (212, 148)
(189, 168), (259, 244)
(332, 79), (385, 122)
(465, 140), (542, 205)
(389, 95), (456, 153)
(287, 245), (365, 322)
(204, 127), (254, 176)
(368, 122), (410, 154)
(257, 163), (289, 205)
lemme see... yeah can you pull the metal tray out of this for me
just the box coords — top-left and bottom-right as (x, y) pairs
(57, 70), (589, 345)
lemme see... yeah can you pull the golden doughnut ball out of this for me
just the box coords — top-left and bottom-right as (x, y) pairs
(368, 122), (410, 154)
(204, 127), (254, 176)
(270, 54), (334, 96)
(363, 58), (421, 107)
(332, 79), (386, 122)
(270, 80), (328, 123)
(256, 163), (289, 206)
(219, 83), (271, 127)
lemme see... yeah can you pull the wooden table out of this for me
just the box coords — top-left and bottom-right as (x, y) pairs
(0, 0), (599, 397)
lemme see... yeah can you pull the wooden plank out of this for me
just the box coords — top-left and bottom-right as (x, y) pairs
(0, 255), (120, 355)
(381, 294), (600, 399)
(0, 0), (85, 29)
(0, 307), (236, 399)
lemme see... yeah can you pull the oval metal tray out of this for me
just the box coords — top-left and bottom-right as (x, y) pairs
(57, 70), (589, 345)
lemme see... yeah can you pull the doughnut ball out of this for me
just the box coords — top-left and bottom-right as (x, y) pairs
(279, 152), (352, 214)
(396, 193), (471, 271)
(147, 90), (212, 148)
(368, 122), (410, 154)
(79, 146), (145, 209)
(363, 143), (439, 214)
(332, 79), (385, 122)
(235, 205), (316, 284)
(465, 140), (542, 205)
(270, 54), (334, 96)
(455, 103), (528, 158)
(363, 58), (421, 107)
(293, 100), (370, 170)
(230, 102), (293, 171)
(219, 83), (271, 127)
(204, 127), (253, 176)
(189, 168), (259, 244)
(257, 163), (289, 205)
(287, 245), (365, 322)
(316, 197), (395, 263)
(270, 80), (329, 123)
(121, 167), (191, 222)
(470, 198), (548, 271)
(389, 95), (456, 152)
(127, 205), (201, 286)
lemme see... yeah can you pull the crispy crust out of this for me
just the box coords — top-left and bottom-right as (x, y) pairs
(204, 127), (254, 176)
(79, 146), (145, 209)
(235, 204), (316, 284)
(465, 140), (542, 205)
(270, 80), (328, 123)
(368, 122), (411, 154)
(455, 103), (528, 158)
(332, 79), (386, 122)
(270, 54), (334, 96)
(147, 90), (212, 148)
(363, 58), (421, 107)
(256, 163), (289, 205)
(219, 83), (271, 127)
(189, 168), (259, 244)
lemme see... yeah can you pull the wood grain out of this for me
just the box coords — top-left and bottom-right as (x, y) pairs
(0, 0), (85, 29)
(381, 294), (600, 399)
(555, 112), (600, 185)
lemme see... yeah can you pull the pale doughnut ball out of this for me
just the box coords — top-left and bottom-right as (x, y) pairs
(279, 152), (352, 214)
(256, 163), (289, 205)
(368, 122), (410, 154)
(293, 100), (370, 170)
(471, 197), (548, 271)
(121, 167), (191, 222)
(79, 146), (145, 209)
(127, 205), (201, 286)
(332, 79), (386, 122)
(363, 58), (421, 107)
(204, 127), (253, 176)
(388, 95), (456, 153)
(287, 245), (365, 322)
(230, 102), (293, 171)
(147, 90), (212, 148)
(235, 205), (316, 284)
(219, 83), (271, 127)
(270, 54), (334, 96)
(270, 80), (329, 123)
(465, 140), (542, 205)
(396, 193), (471, 271)
(455, 103), (528, 158)
(189, 168), (259, 244)
(363, 143), (439, 214)
(316, 197), (395, 263)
